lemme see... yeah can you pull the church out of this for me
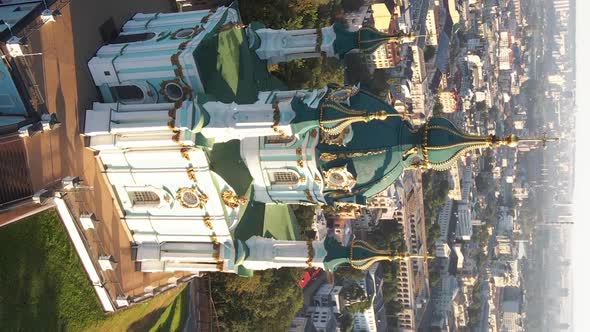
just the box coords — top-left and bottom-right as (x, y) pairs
(81, 5), (522, 276)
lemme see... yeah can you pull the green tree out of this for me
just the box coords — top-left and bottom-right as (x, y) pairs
(424, 45), (436, 62)
(211, 268), (304, 331)
(347, 300), (372, 313)
(475, 101), (488, 113)
(433, 96), (444, 116)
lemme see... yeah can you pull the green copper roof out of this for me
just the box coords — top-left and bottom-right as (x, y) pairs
(322, 237), (394, 272)
(332, 23), (398, 58)
(194, 25), (285, 103)
(309, 90), (421, 204)
(423, 117), (492, 171)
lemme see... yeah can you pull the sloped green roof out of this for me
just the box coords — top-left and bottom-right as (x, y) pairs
(194, 25), (285, 104)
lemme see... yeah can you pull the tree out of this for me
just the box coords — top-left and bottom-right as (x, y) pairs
(347, 300), (371, 313)
(210, 268), (304, 331)
(339, 312), (354, 332)
(433, 96), (444, 116)
(475, 101), (488, 113)
(424, 45), (436, 62)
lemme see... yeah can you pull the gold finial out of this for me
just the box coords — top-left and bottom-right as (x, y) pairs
(496, 132), (559, 149)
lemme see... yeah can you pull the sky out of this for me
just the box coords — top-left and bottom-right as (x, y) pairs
(573, 1), (588, 331)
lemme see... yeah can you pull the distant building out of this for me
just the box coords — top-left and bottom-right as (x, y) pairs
(439, 91), (458, 113)
(425, 8), (439, 46)
(313, 283), (343, 314)
(306, 306), (337, 332)
(363, 4), (401, 69)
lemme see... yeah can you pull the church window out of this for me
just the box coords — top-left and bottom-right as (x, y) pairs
(129, 190), (160, 207)
(270, 170), (299, 185)
(109, 32), (156, 44)
(164, 82), (184, 101)
(173, 28), (196, 39)
(111, 85), (145, 104)
(264, 135), (295, 145)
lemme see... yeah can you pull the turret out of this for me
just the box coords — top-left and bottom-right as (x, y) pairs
(235, 236), (431, 275)
(251, 23), (413, 64)
(419, 117), (559, 171)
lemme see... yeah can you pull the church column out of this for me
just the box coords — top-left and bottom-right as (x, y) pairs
(241, 236), (327, 271)
(252, 26), (337, 64)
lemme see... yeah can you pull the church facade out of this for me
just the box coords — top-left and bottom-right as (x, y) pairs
(82, 5), (518, 275)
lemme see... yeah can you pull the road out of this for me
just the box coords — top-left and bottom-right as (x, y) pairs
(184, 277), (214, 332)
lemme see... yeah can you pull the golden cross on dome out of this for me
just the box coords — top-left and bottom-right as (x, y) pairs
(496, 132), (559, 148)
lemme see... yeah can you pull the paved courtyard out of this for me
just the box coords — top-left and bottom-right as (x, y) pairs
(20, 0), (194, 298)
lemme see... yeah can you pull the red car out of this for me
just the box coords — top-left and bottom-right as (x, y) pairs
(297, 268), (322, 288)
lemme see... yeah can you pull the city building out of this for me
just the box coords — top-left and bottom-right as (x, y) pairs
(439, 91), (458, 113)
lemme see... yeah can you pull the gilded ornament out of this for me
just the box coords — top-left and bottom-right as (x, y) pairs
(203, 215), (213, 229)
(304, 189), (314, 203)
(297, 159), (304, 168)
(323, 166), (356, 191)
(299, 175), (306, 183)
(180, 147), (191, 160)
(314, 175), (322, 184)
(171, 130), (180, 143)
(176, 187), (208, 208)
(221, 190), (247, 208)
(186, 167), (197, 182)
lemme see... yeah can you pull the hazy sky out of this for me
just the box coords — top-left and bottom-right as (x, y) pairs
(573, 1), (587, 331)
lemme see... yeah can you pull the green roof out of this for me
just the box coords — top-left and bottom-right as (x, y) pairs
(194, 25), (285, 104)
(198, 28), (299, 242)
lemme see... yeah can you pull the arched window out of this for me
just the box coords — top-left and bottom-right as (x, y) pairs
(128, 190), (160, 207)
(264, 135), (295, 145)
(269, 170), (300, 185)
(110, 32), (156, 44)
(111, 85), (145, 104)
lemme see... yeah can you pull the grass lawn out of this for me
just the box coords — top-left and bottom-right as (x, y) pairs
(0, 210), (104, 331)
(84, 286), (188, 332)
(0, 210), (189, 332)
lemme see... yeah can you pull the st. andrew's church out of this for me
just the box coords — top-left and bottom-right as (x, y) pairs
(82, 5), (524, 276)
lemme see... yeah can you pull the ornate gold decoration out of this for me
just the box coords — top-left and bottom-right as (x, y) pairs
(299, 175), (307, 183)
(319, 101), (407, 137)
(319, 149), (388, 162)
(304, 189), (314, 203)
(270, 103), (288, 137)
(171, 129), (181, 142)
(320, 126), (350, 146)
(159, 78), (191, 102)
(186, 167), (197, 182)
(176, 187), (208, 208)
(324, 203), (359, 216)
(221, 190), (247, 208)
(297, 160), (305, 168)
(295, 147), (303, 156)
(314, 175), (322, 184)
(203, 215), (213, 229)
(167, 119), (176, 129)
(216, 261), (224, 271)
(323, 166), (356, 191)
(310, 129), (318, 138)
(180, 147), (191, 160)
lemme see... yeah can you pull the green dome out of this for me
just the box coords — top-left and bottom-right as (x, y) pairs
(332, 23), (401, 58)
(322, 238), (395, 272)
(422, 117), (493, 171)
